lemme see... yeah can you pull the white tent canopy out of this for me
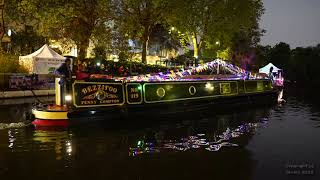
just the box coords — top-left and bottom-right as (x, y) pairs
(19, 44), (66, 74)
(259, 63), (281, 74)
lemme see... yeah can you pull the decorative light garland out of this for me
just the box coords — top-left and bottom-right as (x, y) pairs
(114, 59), (268, 82)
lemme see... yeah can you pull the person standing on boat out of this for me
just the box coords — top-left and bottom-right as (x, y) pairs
(55, 58), (72, 105)
(56, 58), (72, 80)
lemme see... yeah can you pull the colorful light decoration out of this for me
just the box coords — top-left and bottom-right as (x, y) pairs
(128, 117), (270, 156)
(114, 59), (267, 82)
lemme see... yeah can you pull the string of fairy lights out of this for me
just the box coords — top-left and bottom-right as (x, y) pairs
(113, 59), (267, 82)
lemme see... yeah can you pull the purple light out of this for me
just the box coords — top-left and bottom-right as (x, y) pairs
(115, 59), (270, 82)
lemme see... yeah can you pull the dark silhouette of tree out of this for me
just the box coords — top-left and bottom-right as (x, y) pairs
(255, 42), (320, 86)
(269, 42), (291, 69)
(148, 24), (181, 56)
(255, 45), (271, 68)
(289, 45), (320, 85)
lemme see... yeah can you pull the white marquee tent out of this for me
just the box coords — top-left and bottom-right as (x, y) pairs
(19, 44), (66, 74)
(259, 63), (281, 74)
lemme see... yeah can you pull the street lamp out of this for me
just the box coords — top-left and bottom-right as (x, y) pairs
(7, 29), (12, 53)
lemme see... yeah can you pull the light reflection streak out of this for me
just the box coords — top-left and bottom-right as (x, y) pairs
(129, 118), (269, 156)
(8, 129), (15, 149)
(66, 140), (72, 155)
(32, 130), (73, 159)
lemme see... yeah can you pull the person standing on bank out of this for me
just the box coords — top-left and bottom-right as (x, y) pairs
(55, 58), (72, 105)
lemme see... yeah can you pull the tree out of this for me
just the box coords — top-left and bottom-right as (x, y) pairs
(5, 0), (111, 60)
(0, 0), (5, 43)
(113, 0), (170, 63)
(40, 0), (111, 60)
(92, 46), (107, 59)
(11, 28), (46, 54)
(230, 0), (265, 66)
(269, 42), (291, 69)
(290, 45), (320, 85)
(254, 45), (271, 68)
(148, 24), (181, 57)
(168, 0), (264, 63)
(0, 52), (27, 73)
(110, 25), (133, 61)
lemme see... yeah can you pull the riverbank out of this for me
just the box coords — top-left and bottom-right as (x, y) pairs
(0, 90), (55, 99)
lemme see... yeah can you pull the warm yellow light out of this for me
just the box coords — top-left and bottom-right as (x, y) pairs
(8, 29), (12, 37)
(65, 95), (72, 101)
(67, 147), (72, 153)
(205, 82), (214, 91)
(66, 141), (72, 154)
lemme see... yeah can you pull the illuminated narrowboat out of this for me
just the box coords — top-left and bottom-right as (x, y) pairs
(31, 60), (281, 127)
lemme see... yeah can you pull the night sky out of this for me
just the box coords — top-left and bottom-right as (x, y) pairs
(260, 0), (320, 48)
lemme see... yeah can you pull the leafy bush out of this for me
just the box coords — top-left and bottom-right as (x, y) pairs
(0, 51), (28, 73)
(118, 51), (129, 62)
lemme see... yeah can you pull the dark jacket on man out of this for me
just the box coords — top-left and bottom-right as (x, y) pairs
(56, 63), (71, 78)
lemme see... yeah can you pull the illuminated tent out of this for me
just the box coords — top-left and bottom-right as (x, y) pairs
(19, 44), (66, 74)
(259, 63), (281, 74)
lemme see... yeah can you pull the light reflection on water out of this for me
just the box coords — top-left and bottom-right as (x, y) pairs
(5, 128), (73, 160)
(0, 88), (320, 179)
(128, 119), (269, 156)
(0, 122), (30, 130)
(1, 103), (273, 170)
(32, 130), (73, 159)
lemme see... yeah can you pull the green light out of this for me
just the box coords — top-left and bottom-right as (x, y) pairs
(137, 85), (142, 91)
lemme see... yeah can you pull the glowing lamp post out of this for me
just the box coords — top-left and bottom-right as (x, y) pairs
(7, 29), (12, 52)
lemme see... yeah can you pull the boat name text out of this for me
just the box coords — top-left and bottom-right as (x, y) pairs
(81, 85), (118, 95)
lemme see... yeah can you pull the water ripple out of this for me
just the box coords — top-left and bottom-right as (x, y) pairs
(0, 122), (30, 130)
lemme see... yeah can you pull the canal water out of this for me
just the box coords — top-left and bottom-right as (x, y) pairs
(0, 87), (319, 180)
